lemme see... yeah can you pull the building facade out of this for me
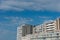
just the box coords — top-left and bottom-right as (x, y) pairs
(17, 18), (60, 40)
(44, 20), (56, 33)
(44, 18), (60, 33)
(22, 24), (34, 36)
(56, 18), (60, 32)
(33, 24), (44, 34)
(17, 24), (34, 40)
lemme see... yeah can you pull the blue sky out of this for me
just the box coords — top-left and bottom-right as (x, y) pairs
(0, 0), (60, 40)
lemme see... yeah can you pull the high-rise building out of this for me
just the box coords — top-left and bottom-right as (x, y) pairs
(56, 18), (60, 32)
(17, 24), (34, 40)
(22, 24), (34, 36)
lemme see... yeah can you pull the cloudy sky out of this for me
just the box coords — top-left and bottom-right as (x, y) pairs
(0, 0), (60, 40)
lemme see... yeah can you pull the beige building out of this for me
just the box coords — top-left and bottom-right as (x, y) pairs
(44, 20), (56, 33)
(44, 18), (60, 33)
(56, 18), (60, 32)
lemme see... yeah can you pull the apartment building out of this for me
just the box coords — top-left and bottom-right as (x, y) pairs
(33, 24), (44, 34)
(44, 18), (60, 33)
(31, 18), (60, 40)
(17, 24), (23, 40)
(17, 18), (60, 40)
(56, 18), (60, 32)
(22, 24), (34, 36)
(17, 24), (34, 40)
(44, 20), (56, 33)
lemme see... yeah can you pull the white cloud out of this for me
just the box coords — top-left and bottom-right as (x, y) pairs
(38, 16), (51, 19)
(37, 16), (52, 23)
(0, 1), (34, 11)
(0, 16), (33, 34)
(0, 1), (24, 11)
(0, 16), (33, 26)
(32, 0), (60, 11)
(0, 0), (60, 11)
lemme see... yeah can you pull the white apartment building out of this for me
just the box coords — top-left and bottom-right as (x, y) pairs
(44, 20), (56, 33)
(31, 18), (60, 40)
(31, 32), (60, 40)
(33, 24), (44, 34)
(17, 24), (23, 40)
(17, 18), (60, 40)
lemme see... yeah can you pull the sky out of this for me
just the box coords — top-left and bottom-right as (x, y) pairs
(0, 0), (60, 40)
